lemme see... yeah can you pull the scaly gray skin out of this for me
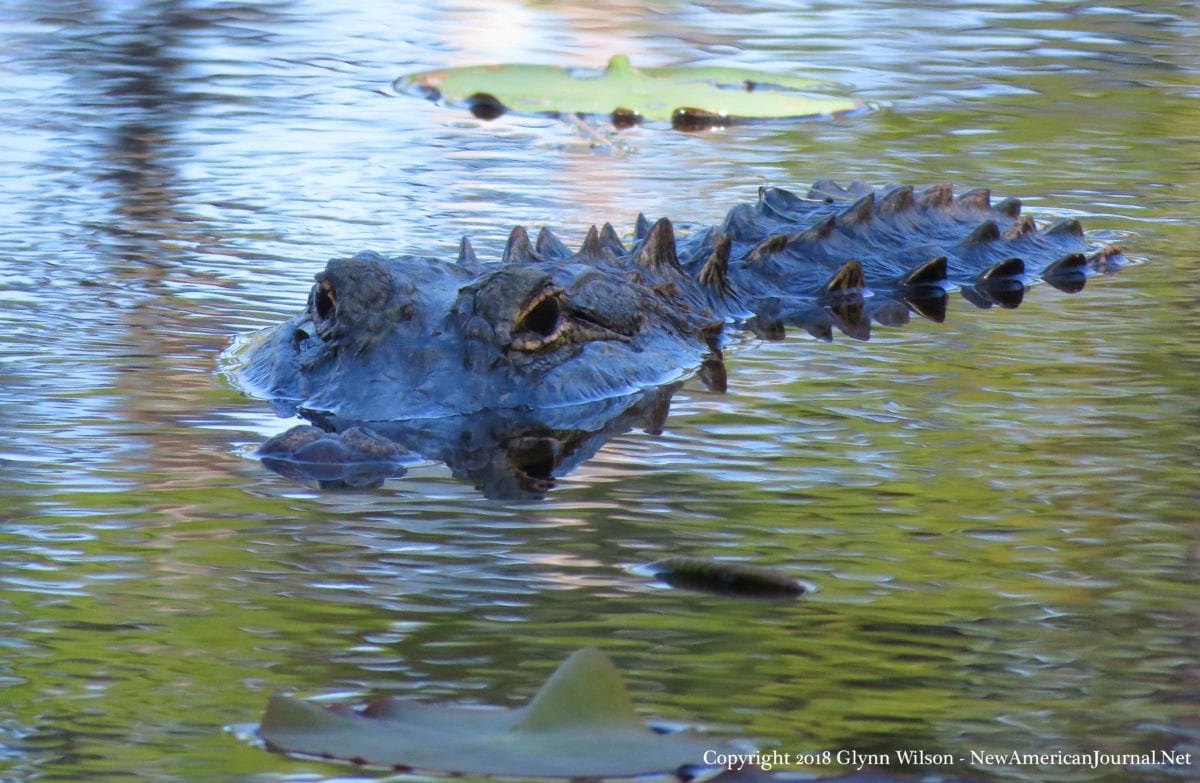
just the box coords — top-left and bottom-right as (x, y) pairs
(227, 180), (1126, 486)
(233, 216), (723, 422)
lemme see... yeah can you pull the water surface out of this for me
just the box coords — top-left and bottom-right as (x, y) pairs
(0, 1), (1197, 782)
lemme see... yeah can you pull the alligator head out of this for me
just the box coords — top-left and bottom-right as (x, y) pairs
(229, 222), (724, 423)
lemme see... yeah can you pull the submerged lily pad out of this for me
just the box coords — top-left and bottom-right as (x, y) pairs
(258, 647), (743, 777)
(397, 54), (863, 129)
(651, 558), (806, 599)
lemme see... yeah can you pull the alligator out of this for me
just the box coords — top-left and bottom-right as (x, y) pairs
(224, 180), (1127, 494)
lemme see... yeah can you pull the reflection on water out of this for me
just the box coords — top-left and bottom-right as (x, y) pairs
(0, 1), (1198, 782)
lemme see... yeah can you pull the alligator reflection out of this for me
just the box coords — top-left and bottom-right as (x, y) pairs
(258, 381), (699, 499)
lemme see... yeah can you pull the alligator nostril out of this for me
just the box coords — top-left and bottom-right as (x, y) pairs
(520, 295), (560, 337)
(315, 281), (335, 320)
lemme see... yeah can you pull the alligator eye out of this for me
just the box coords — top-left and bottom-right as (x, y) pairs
(510, 286), (566, 350)
(314, 280), (336, 320)
(521, 295), (560, 337)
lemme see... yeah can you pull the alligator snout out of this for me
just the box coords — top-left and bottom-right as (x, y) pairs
(308, 252), (414, 350)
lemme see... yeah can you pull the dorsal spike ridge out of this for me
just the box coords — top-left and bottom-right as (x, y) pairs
(917, 183), (954, 210)
(897, 256), (948, 288)
(633, 217), (681, 274)
(634, 213), (652, 241)
(961, 219), (1001, 247)
(502, 225), (538, 264)
(720, 203), (764, 243)
(1042, 252), (1088, 279)
(792, 215), (836, 245)
(1003, 216), (1039, 240)
(1046, 218), (1084, 239)
(955, 188), (991, 212)
(978, 256), (1025, 281)
(837, 192), (876, 228)
(1089, 244), (1124, 274)
(534, 227), (572, 260)
(822, 259), (865, 294)
(456, 236), (478, 267)
(685, 226), (718, 264)
(808, 178), (850, 201)
(697, 234), (732, 296)
(878, 185), (915, 216)
(747, 233), (789, 263)
(967, 257), (1027, 310)
(598, 223), (627, 256)
(577, 225), (604, 260)
(1042, 252), (1089, 293)
(757, 186), (806, 219)
(995, 197), (1022, 219)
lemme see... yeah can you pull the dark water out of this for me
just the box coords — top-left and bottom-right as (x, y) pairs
(1, 1), (1198, 782)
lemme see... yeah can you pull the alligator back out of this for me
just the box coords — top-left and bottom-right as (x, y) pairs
(677, 180), (1126, 338)
(527, 179), (1127, 340)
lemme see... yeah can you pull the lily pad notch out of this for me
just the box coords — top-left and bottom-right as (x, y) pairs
(257, 647), (746, 777)
(397, 54), (865, 130)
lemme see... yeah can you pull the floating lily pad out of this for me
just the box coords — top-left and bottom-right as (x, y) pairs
(258, 647), (743, 777)
(396, 54), (863, 129)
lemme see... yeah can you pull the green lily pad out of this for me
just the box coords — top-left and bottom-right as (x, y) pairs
(258, 647), (744, 777)
(396, 54), (863, 129)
